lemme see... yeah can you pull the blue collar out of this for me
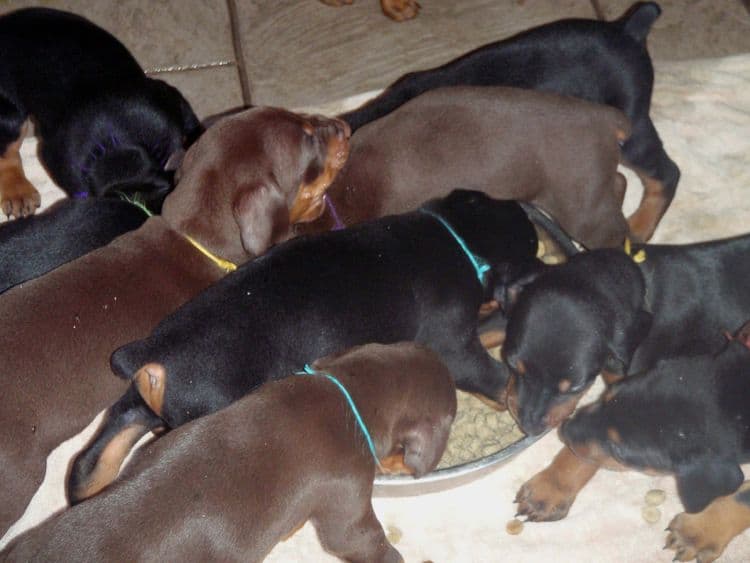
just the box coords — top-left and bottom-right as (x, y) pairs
(296, 364), (384, 470)
(421, 209), (491, 287)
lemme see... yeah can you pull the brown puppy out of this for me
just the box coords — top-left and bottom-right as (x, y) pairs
(319, 0), (419, 22)
(297, 86), (632, 249)
(1, 342), (456, 563)
(0, 107), (349, 535)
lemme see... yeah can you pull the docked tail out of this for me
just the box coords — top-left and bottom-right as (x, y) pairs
(618, 2), (661, 43)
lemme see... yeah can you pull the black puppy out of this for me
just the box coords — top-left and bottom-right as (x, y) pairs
(68, 189), (539, 502)
(0, 7), (201, 217)
(522, 324), (750, 562)
(501, 234), (750, 436)
(0, 198), (147, 293)
(340, 2), (679, 242)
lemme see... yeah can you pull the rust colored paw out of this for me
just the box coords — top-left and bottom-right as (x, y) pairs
(515, 474), (575, 522)
(664, 513), (726, 563)
(381, 0), (419, 21)
(1, 177), (40, 218)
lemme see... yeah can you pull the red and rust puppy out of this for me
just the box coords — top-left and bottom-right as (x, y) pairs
(500, 234), (750, 437)
(0, 107), (349, 535)
(319, 0), (419, 22)
(2, 342), (456, 563)
(339, 2), (679, 240)
(514, 323), (750, 562)
(297, 86), (631, 250)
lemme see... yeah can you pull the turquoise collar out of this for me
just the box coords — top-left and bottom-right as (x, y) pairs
(296, 364), (384, 470)
(421, 208), (491, 287)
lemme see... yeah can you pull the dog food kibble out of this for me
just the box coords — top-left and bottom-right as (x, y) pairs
(506, 518), (524, 535)
(386, 525), (402, 544)
(644, 488), (666, 506)
(437, 391), (524, 469)
(641, 505), (661, 523)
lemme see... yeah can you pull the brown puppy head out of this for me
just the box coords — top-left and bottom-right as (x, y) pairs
(312, 342), (457, 478)
(161, 107), (350, 264)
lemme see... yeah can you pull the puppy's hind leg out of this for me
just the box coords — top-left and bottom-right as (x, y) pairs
(312, 483), (402, 563)
(67, 385), (162, 504)
(0, 99), (39, 218)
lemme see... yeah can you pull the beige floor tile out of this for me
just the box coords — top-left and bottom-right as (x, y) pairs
(157, 66), (245, 119)
(595, 0), (750, 60)
(0, 0), (235, 69)
(233, 0), (595, 108)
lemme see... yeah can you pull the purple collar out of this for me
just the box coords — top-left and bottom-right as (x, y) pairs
(324, 193), (346, 231)
(73, 191), (89, 199)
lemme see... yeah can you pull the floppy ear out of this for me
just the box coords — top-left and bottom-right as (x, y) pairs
(401, 422), (448, 478)
(675, 459), (744, 513)
(606, 308), (652, 376)
(233, 183), (290, 257)
(492, 259), (547, 313)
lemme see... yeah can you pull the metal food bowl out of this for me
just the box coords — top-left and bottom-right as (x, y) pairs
(373, 432), (544, 497)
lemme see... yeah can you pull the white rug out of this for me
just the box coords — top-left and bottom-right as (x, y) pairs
(3, 53), (750, 562)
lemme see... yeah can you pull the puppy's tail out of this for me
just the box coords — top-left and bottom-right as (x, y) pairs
(618, 2), (661, 43)
(519, 202), (583, 258)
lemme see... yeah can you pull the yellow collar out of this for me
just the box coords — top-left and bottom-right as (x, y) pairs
(183, 235), (237, 272)
(624, 237), (647, 263)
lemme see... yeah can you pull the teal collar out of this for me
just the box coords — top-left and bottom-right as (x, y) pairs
(421, 208), (492, 287)
(296, 364), (384, 470)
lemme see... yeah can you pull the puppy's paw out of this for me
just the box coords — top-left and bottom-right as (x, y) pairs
(665, 512), (729, 563)
(515, 472), (575, 522)
(381, 0), (419, 21)
(1, 176), (40, 218)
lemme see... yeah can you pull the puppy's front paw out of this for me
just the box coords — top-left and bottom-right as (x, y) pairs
(381, 0), (419, 21)
(1, 176), (40, 218)
(665, 512), (730, 563)
(515, 471), (576, 522)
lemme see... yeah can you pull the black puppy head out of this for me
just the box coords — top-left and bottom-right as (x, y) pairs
(502, 252), (651, 435)
(424, 189), (538, 267)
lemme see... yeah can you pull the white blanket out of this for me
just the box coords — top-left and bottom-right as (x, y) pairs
(3, 54), (750, 562)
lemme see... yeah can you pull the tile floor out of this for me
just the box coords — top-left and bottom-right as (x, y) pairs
(2, 1), (749, 116)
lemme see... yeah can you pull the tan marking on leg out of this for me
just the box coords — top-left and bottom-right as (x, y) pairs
(0, 124), (40, 218)
(289, 124), (350, 224)
(378, 452), (415, 476)
(625, 168), (668, 242)
(468, 391), (506, 412)
(543, 390), (586, 429)
(666, 481), (750, 563)
(515, 446), (599, 521)
(134, 363), (167, 417)
(74, 424), (146, 500)
(380, 0), (420, 21)
(479, 330), (505, 350)
(478, 300), (499, 319)
(601, 370), (625, 386)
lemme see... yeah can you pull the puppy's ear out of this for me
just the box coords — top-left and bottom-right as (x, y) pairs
(493, 259), (547, 313)
(675, 459), (744, 513)
(401, 419), (450, 478)
(606, 308), (652, 376)
(233, 183), (290, 257)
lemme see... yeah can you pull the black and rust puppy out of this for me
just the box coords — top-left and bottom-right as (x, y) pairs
(500, 234), (750, 436)
(3, 342), (456, 563)
(514, 324), (750, 562)
(0, 7), (202, 217)
(0, 198), (147, 293)
(340, 2), (679, 241)
(68, 189), (539, 503)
